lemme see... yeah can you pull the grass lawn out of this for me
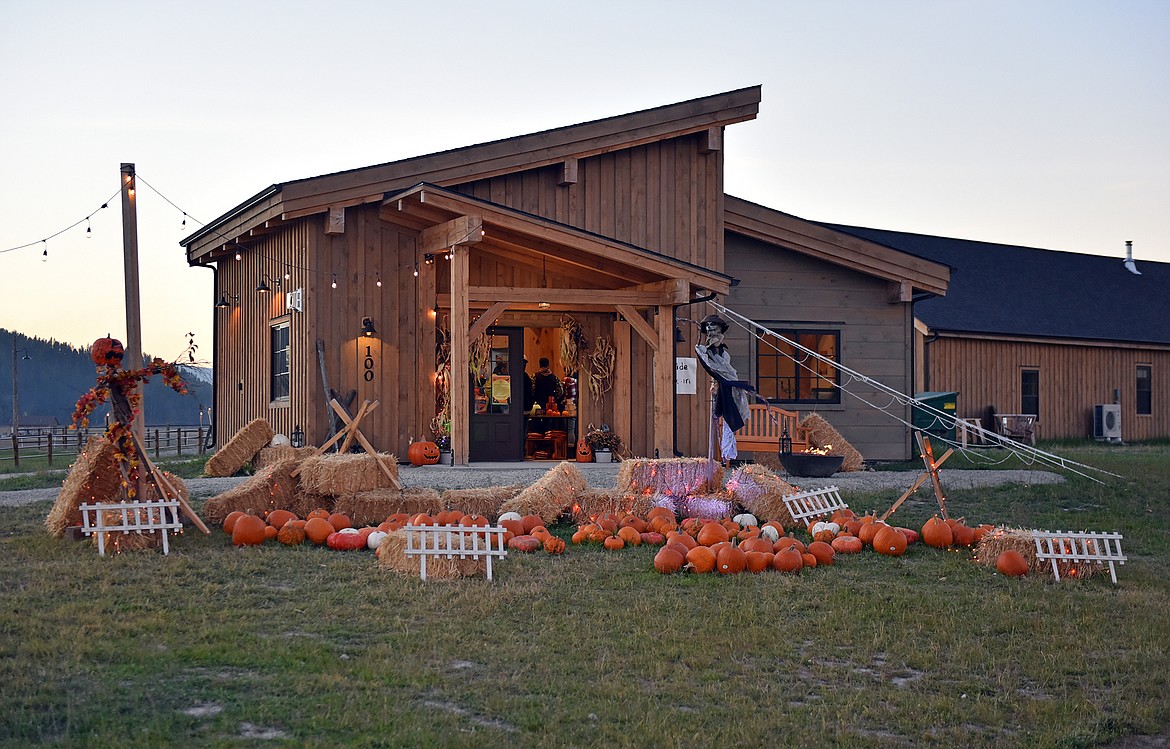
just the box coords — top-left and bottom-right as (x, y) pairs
(1, 445), (1167, 747)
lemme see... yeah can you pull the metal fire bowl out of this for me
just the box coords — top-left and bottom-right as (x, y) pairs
(779, 452), (845, 477)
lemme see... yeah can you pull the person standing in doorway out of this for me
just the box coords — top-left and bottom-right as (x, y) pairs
(533, 357), (563, 412)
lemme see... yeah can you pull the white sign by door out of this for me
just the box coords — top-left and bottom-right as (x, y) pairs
(676, 357), (697, 395)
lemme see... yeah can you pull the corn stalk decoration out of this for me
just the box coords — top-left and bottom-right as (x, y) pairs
(560, 315), (589, 375)
(432, 316), (492, 440)
(587, 335), (615, 406)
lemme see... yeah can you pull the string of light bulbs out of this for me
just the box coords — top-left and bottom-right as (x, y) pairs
(706, 299), (1119, 482)
(0, 186), (123, 257)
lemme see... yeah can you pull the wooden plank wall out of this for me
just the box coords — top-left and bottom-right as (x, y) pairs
(722, 233), (915, 461)
(927, 337), (1170, 441)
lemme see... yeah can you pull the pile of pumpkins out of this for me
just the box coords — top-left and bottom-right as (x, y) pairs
(650, 511), (837, 575)
(223, 508), (391, 551)
(496, 511), (566, 555)
(570, 507), (676, 550)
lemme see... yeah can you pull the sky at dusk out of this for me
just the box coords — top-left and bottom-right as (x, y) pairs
(2, 1), (1167, 362)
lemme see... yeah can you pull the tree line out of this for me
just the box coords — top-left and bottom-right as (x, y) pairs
(2, 328), (213, 428)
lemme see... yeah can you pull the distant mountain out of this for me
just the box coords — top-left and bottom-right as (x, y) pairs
(2, 328), (213, 427)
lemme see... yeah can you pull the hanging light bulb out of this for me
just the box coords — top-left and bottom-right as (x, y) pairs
(284, 265), (291, 281)
(376, 272), (382, 288)
(86, 217), (92, 239)
(181, 213), (187, 231)
(41, 241), (47, 262)
(331, 273), (337, 289)
(235, 249), (242, 261)
(413, 265), (419, 277)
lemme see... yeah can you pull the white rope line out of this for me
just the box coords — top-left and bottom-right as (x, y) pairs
(707, 300), (1120, 482)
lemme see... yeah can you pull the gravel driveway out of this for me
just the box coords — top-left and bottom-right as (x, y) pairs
(0, 462), (1064, 508)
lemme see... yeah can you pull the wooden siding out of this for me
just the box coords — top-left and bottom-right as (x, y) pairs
(925, 336), (1170, 441)
(454, 133), (724, 274)
(724, 233), (915, 460)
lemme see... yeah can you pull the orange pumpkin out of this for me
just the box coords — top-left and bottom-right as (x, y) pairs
(304, 517), (335, 545)
(996, 549), (1029, 577)
(232, 514), (267, 546)
(772, 546), (803, 573)
(654, 547), (685, 574)
(507, 535), (542, 552)
(499, 519), (525, 537)
(873, 525), (908, 556)
(277, 523), (306, 545)
(263, 525), (279, 540)
(696, 522), (730, 547)
(922, 516), (953, 548)
(686, 546), (717, 573)
(741, 537), (775, 554)
(801, 552), (818, 568)
(327, 513), (352, 531)
(89, 334), (125, 368)
(407, 440), (440, 466)
(603, 536), (625, 551)
(543, 536), (566, 554)
(307, 508), (331, 521)
(223, 510), (246, 534)
(807, 540), (835, 566)
(831, 535), (863, 554)
(617, 526), (642, 546)
(745, 551), (773, 573)
(858, 521), (886, 546)
(520, 515), (544, 534)
(951, 523), (976, 548)
(716, 545), (747, 574)
(408, 513), (436, 527)
(647, 507), (675, 523)
(266, 509), (297, 529)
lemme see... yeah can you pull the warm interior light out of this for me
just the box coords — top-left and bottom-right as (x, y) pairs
(538, 301), (552, 309)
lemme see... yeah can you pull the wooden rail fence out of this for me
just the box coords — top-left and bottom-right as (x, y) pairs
(2, 426), (208, 469)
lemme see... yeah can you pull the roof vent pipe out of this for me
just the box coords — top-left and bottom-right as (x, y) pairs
(1123, 240), (1141, 275)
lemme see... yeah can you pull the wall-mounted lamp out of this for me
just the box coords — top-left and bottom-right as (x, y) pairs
(361, 316), (377, 337)
(423, 254), (435, 265)
(256, 273), (280, 294)
(537, 301), (552, 309)
(674, 327), (686, 344)
(215, 293), (240, 309)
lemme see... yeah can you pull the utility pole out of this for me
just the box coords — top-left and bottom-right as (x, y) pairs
(11, 336), (29, 467)
(120, 163), (145, 445)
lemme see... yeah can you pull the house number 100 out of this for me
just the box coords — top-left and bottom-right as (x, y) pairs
(363, 345), (375, 382)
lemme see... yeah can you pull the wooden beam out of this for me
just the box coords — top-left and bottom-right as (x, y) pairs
(419, 214), (483, 256)
(699, 126), (722, 154)
(468, 286), (673, 307)
(559, 158), (579, 185)
(450, 246), (470, 465)
(468, 301), (509, 341)
(625, 278), (691, 305)
(326, 206), (346, 235)
(613, 320), (631, 456)
(653, 306), (674, 458)
(616, 305), (659, 351)
(888, 280), (913, 303)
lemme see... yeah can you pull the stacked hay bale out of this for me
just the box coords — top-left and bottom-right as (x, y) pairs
(253, 445), (317, 470)
(616, 457), (723, 497)
(800, 413), (864, 472)
(498, 461), (587, 525)
(439, 485), (524, 519)
(725, 464), (800, 528)
(45, 436), (122, 537)
(974, 527), (1098, 580)
(573, 487), (657, 521)
(203, 460), (299, 525)
(334, 487), (442, 527)
(376, 529), (487, 581)
(204, 418), (275, 477)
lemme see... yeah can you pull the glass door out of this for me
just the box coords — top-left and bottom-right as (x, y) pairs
(469, 327), (524, 461)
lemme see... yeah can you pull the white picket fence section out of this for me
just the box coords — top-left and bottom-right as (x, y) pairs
(402, 524), (509, 581)
(782, 486), (849, 527)
(1032, 530), (1127, 584)
(80, 499), (183, 556)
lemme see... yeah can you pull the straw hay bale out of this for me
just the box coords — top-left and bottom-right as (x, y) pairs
(615, 458), (723, 497)
(46, 436), (122, 537)
(377, 529), (487, 581)
(726, 464), (799, 528)
(202, 461), (299, 525)
(204, 418), (274, 477)
(94, 507), (167, 553)
(288, 491), (334, 519)
(498, 461), (587, 525)
(573, 487), (660, 521)
(440, 485), (524, 519)
(253, 445), (317, 470)
(974, 527), (1098, 580)
(800, 413), (864, 472)
(678, 493), (737, 519)
(298, 453), (399, 497)
(334, 487), (442, 526)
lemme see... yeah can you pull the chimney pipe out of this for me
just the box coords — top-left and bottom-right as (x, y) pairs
(1123, 240), (1142, 275)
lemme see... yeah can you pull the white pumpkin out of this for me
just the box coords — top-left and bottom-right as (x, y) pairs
(732, 513), (758, 528)
(367, 530), (389, 550)
(271, 433), (291, 447)
(497, 511), (523, 523)
(760, 525), (780, 542)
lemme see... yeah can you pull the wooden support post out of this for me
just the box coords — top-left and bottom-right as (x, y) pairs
(120, 163), (145, 446)
(613, 320), (631, 457)
(450, 246), (470, 465)
(653, 305), (674, 459)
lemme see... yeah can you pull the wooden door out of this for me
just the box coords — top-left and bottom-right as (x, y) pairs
(470, 327), (524, 461)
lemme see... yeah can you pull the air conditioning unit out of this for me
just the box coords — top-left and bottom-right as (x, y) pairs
(1092, 404), (1121, 441)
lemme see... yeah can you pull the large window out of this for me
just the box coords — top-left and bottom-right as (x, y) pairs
(1136, 365), (1152, 416)
(1020, 368), (1040, 417)
(271, 321), (290, 401)
(756, 330), (840, 404)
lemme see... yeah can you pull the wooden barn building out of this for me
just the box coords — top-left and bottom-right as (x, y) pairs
(826, 226), (1170, 443)
(183, 87), (951, 464)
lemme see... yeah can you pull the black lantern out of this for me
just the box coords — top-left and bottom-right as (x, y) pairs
(290, 424), (305, 448)
(779, 424), (793, 456)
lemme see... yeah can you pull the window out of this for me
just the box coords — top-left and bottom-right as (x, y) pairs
(1136, 365), (1152, 416)
(271, 321), (290, 401)
(756, 330), (840, 404)
(1020, 369), (1039, 417)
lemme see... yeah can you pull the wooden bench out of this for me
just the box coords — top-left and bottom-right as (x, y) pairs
(734, 403), (810, 455)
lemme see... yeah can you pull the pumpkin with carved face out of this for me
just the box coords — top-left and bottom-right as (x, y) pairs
(407, 440), (441, 466)
(575, 437), (593, 462)
(90, 335), (125, 369)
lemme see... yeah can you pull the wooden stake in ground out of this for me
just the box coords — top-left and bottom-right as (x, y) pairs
(290, 398), (400, 490)
(881, 432), (952, 522)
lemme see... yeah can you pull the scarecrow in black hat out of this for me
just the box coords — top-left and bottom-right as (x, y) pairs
(694, 313), (753, 462)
